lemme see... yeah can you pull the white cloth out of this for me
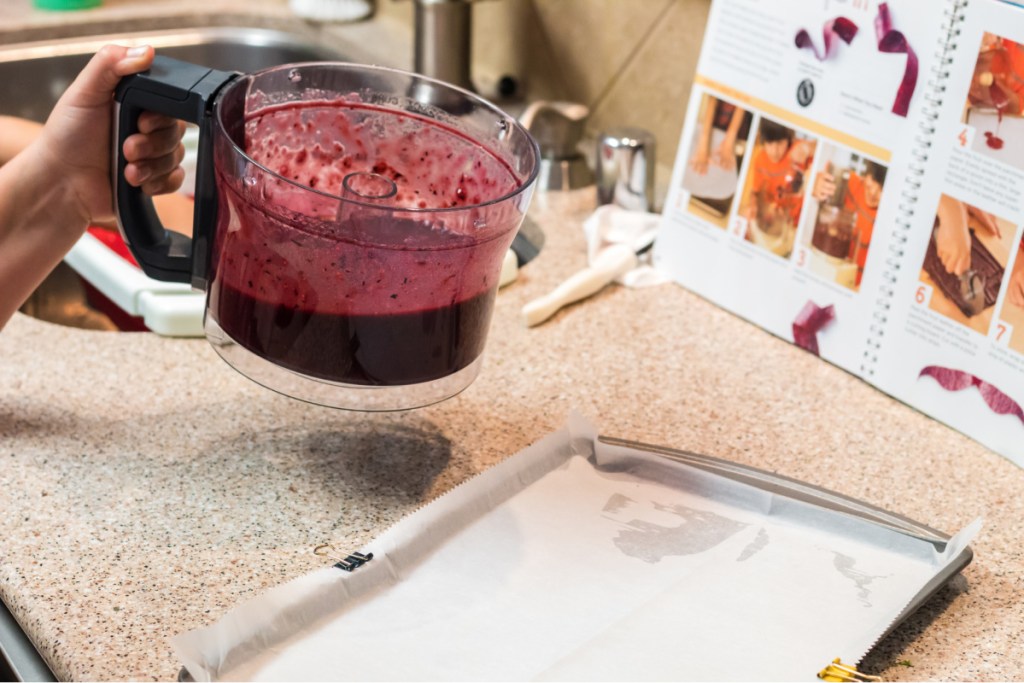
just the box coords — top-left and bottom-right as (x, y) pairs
(583, 205), (671, 288)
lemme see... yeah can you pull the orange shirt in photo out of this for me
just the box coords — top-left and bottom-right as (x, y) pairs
(842, 173), (879, 286)
(1000, 37), (1024, 113)
(750, 145), (808, 224)
(750, 146), (793, 198)
(970, 35), (1024, 115)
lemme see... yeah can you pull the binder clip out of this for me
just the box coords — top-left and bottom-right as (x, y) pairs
(313, 544), (374, 572)
(818, 658), (882, 682)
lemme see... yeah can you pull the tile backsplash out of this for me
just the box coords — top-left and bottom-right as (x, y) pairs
(378, 0), (711, 195)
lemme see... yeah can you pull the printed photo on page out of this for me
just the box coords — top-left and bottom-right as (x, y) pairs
(657, 0), (945, 376)
(868, 0), (1024, 464)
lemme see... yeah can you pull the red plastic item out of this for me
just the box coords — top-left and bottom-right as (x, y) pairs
(81, 227), (149, 332)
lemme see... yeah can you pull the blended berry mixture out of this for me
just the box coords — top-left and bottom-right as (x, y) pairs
(207, 100), (523, 385)
(811, 206), (855, 260)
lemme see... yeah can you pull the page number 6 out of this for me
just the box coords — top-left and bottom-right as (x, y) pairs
(915, 284), (933, 306)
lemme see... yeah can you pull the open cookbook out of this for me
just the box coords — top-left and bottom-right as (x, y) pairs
(655, 0), (1024, 464)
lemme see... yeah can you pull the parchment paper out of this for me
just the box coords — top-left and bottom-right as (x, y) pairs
(173, 414), (979, 681)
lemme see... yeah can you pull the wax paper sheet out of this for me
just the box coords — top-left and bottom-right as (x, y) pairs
(173, 414), (978, 681)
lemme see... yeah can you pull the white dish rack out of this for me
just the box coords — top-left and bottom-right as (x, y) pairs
(64, 233), (205, 337)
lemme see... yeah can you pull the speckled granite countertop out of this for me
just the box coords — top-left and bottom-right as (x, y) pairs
(1, 2), (1023, 682)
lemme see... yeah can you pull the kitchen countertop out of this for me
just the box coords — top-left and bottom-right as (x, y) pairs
(5, 187), (1023, 682)
(2, 2), (1024, 682)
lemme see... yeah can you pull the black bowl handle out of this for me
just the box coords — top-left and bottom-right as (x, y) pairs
(113, 56), (239, 289)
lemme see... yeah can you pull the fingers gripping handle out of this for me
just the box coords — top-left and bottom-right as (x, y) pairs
(113, 56), (238, 286)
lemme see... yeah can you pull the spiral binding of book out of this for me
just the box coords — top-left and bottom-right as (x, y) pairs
(861, 0), (971, 378)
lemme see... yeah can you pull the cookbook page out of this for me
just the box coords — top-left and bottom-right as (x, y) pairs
(655, 0), (946, 375)
(872, 0), (1024, 464)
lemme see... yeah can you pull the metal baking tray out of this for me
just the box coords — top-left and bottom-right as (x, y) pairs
(599, 435), (974, 646)
(176, 435), (973, 681)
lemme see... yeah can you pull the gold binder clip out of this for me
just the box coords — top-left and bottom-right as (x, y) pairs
(313, 543), (374, 572)
(818, 659), (882, 682)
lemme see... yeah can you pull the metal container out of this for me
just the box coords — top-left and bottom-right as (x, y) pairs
(596, 127), (656, 212)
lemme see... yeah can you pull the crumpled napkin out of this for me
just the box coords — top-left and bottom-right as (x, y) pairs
(583, 204), (671, 288)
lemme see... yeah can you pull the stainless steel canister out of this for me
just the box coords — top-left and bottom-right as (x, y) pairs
(595, 127), (655, 212)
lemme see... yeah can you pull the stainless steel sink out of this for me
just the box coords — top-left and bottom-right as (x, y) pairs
(0, 27), (347, 122)
(0, 27), (347, 332)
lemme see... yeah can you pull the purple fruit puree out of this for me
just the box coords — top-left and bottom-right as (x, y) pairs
(811, 206), (855, 259)
(208, 100), (523, 385)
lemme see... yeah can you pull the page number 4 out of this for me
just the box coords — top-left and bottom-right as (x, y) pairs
(957, 126), (975, 149)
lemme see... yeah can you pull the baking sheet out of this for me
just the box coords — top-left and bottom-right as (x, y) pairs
(173, 414), (979, 681)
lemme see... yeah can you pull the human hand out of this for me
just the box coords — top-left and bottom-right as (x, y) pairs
(813, 169), (835, 203)
(743, 200), (757, 224)
(989, 71), (1024, 115)
(712, 136), (736, 171)
(690, 145), (710, 175)
(965, 204), (1001, 238)
(763, 203), (782, 227)
(33, 44), (186, 228)
(934, 195), (972, 276)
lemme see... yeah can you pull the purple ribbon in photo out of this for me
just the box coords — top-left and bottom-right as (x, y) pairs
(919, 366), (1024, 426)
(793, 300), (835, 356)
(875, 2), (918, 117)
(795, 16), (859, 61)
